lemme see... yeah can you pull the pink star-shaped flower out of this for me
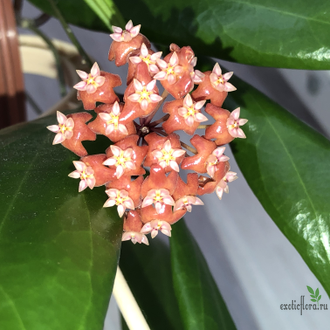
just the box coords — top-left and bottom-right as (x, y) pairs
(206, 147), (230, 178)
(209, 63), (236, 92)
(178, 93), (207, 126)
(47, 111), (74, 145)
(103, 188), (135, 217)
(68, 161), (96, 192)
(154, 52), (183, 85)
(110, 20), (141, 42)
(152, 140), (186, 172)
(227, 108), (248, 138)
(141, 188), (175, 214)
(98, 101), (128, 136)
(73, 62), (105, 94)
(215, 171), (238, 200)
(174, 196), (204, 213)
(103, 145), (136, 179)
(122, 231), (149, 245)
(127, 79), (162, 110)
(141, 220), (172, 238)
(144, 133), (185, 172)
(129, 43), (162, 76)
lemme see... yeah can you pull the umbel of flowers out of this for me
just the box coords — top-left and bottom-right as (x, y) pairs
(47, 20), (248, 246)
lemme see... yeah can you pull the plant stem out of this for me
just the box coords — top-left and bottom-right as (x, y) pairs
(47, 0), (93, 68)
(197, 124), (210, 129)
(25, 92), (43, 115)
(21, 19), (67, 98)
(113, 267), (150, 330)
(149, 114), (170, 127)
(34, 13), (51, 27)
(181, 141), (197, 154)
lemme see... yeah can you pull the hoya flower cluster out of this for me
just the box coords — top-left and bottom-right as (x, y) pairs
(47, 20), (248, 246)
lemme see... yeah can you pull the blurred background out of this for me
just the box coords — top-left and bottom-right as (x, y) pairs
(8, 1), (330, 329)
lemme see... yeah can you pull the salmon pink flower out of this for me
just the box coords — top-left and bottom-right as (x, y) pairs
(215, 171), (238, 200)
(103, 145), (136, 179)
(73, 62), (105, 94)
(68, 161), (96, 192)
(210, 63), (236, 92)
(110, 20), (141, 42)
(206, 147), (230, 178)
(141, 188), (175, 214)
(141, 220), (172, 238)
(154, 52), (182, 85)
(152, 140), (185, 172)
(178, 94), (207, 126)
(129, 43), (161, 76)
(227, 108), (248, 138)
(174, 196), (204, 212)
(47, 111), (74, 145)
(98, 101), (128, 136)
(172, 174), (204, 212)
(103, 188), (135, 217)
(122, 231), (149, 245)
(127, 79), (162, 110)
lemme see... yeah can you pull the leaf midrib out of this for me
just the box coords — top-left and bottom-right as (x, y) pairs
(0, 286), (27, 330)
(251, 93), (318, 219)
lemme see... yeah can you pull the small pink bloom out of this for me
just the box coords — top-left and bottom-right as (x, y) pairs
(110, 20), (141, 42)
(209, 63), (236, 92)
(98, 101), (128, 135)
(174, 195), (204, 212)
(227, 108), (248, 138)
(178, 94), (207, 126)
(154, 52), (183, 84)
(73, 62), (105, 94)
(103, 145), (136, 179)
(130, 43), (162, 75)
(191, 69), (205, 84)
(47, 111), (74, 145)
(215, 171), (238, 200)
(127, 79), (162, 111)
(141, 188), (175, 214)
(122, 231), (149, 245)
(68, 161), (96, 192)
(141, 220), (172, 238)
(103, 188), (135, 217)
(206, 147), (230, 178)
(152, 140), (185, 172)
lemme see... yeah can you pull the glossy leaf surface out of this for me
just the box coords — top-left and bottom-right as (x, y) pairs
(226, 76), (330, 296)
(170, 220), (237, 330)
(120, 240), (184, 330)
(28, 0), (125, 31)
(0, 115), (122, 330)
(29, 0), (330, 69)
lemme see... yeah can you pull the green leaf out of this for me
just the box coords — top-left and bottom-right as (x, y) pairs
(113, 0), (330, 69)
(307, 286), (315, 294)
(0, 115), (123, 330)
(315, 288), (319, 297)
(226, 77), (330, 297)
(311, 299), (317, 302)
(170, 220), (236, 330)
(28, 0), (330, 69)
(119, 240), (184, 330)
(318, 295), (322, 301)
(310, 295), (316, 298)
(28, 0), (125, 32)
